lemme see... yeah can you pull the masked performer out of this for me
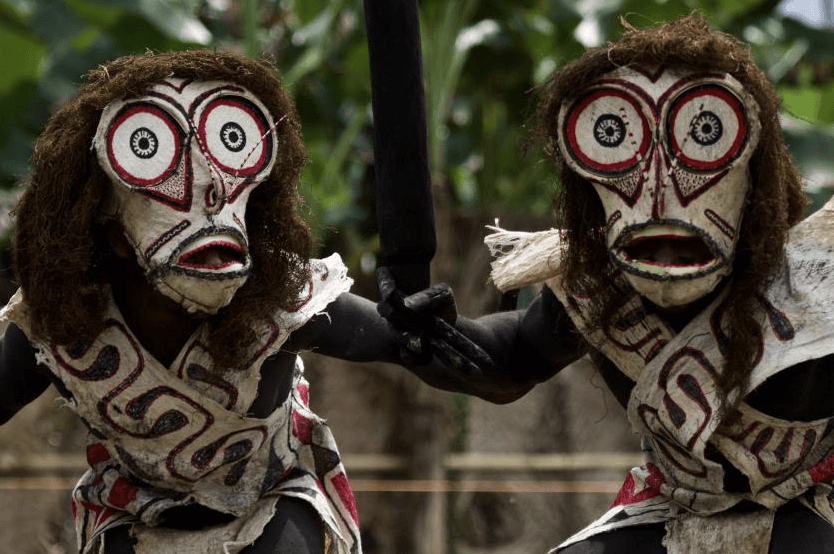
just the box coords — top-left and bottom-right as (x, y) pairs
(0, 50), (422, 554)
(379, 14), (834, 553)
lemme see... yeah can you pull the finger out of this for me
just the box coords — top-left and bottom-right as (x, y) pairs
(428, 318), (498, 374)
(375, 266), (397, 300)
(403, 283), (454, 313)
(427, 337), (485, 378)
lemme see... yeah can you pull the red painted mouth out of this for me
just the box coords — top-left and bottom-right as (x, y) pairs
(179, 241), (246, 270)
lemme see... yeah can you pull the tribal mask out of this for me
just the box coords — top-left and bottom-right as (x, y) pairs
(94, 79), (278, 314)
(557, 67), (761, 307)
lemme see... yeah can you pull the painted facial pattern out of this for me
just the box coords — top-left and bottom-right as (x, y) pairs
(557, 67), (761, 307)
(95, 79), (279, 313)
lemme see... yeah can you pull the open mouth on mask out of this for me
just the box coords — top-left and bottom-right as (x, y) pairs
(178, 239), (247, 271)
(614, 225), (722, 278)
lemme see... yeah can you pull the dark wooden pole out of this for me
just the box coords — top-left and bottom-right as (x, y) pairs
(363, 0), (435, 295)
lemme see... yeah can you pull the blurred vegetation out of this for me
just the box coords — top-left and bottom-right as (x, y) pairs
(1, 0), (834, 266)
(1, 5), (832, 551)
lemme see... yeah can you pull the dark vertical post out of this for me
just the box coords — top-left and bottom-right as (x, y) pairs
(364, 5), (446, 554)
(363, 0), (435, 295)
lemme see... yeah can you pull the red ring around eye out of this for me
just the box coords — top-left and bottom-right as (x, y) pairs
(564, 89), (651, 175)
(106, 103), (182, 187)
(667, 85), (748, 171)
(197, 97), (272, 177)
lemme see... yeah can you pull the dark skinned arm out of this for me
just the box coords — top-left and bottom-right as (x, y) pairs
(0, 323), (51, 425)
(284, 286), (584, 404)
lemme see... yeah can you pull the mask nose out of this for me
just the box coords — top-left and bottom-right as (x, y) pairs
(191, 142), (226, 215)
(644, 144), (674, 220)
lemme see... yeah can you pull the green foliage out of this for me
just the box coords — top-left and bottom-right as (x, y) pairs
(408, 0), (834, 216)
(1, 0), (833, 247)
(0, 0), (206, 187)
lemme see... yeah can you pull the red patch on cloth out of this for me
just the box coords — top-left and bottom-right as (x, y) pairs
(78, 500), (119, 529)
(292, 411), (313, 444)
(808, 453), (834, 483)
(298, 383), (310, 406)
(107, 476), (138, 508)
(611, 463), (666, 507)
(79, 500), (103, 515)
(86, 443), (111, 465)
(331, 472), (359, 525)
(95, 507), (121, 528)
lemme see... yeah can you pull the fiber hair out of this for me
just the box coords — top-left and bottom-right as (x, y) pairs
(13, 49), (312, 372)
(534, 14), (808, 403)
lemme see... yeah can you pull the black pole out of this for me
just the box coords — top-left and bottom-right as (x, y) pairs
(364, 0), (435, 295)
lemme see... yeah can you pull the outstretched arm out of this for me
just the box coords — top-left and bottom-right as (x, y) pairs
(284, 292), (404, 365)
(453, 286), (586, 391)
(0, 323), (51, 425)
(285, 285), (584, 404)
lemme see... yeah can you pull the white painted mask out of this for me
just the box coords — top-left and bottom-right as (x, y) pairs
(94, 79), (278, 314)
(557, 67), (761, 307)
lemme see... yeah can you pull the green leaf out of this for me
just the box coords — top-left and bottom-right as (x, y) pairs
(694, 0), (770, 25)
(78, 0), (212, 44)
(29, 0), (88, 46)
(0, 21), (47, 98)
(781, 17), (834, 53)
(36, 32), (128, 104)
(778, 82), (834, 125)
(319, 103), (369, 197)
(282, 3), (354, 90)
(62, 0), (123, 28)
(241, 0), (259, 58)
(782, 114), (834, 172)
(0, 0), (34, 32)
(0, 124), (39, 185)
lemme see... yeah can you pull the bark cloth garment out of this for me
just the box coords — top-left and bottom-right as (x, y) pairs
(486, 198), (834, 554)
(0, 254), (361, 554)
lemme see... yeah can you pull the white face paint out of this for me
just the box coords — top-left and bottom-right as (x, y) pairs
(94, 79), (278, 314)
(557, 67), (761, 307)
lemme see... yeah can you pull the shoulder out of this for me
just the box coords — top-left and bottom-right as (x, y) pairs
(274, 254), (354, 330)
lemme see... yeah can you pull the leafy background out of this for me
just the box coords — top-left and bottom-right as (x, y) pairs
(2, 0), (833, 263)
(1, 1), (833, 553)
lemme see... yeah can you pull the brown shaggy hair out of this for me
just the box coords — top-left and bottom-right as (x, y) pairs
(534, 14), (808, 403)
(13, 50), (312, 372)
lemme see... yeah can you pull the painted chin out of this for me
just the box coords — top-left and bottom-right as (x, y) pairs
(137, 235), (251, 314)
(151, 271), (249, 315)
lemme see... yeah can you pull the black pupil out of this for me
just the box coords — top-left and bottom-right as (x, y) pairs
(130, 127), (158, 159)
(690, 111), (722, 146)
(221, 122), (246, 152)
(594, 114), (626, 148)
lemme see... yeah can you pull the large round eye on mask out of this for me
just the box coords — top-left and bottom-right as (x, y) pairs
(666, 84), (748, 171)
(94, 79), (281, 315)
(197, 96), (272, 179)
(563, 88), (652, 175)
(106, 103), (184, 187)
